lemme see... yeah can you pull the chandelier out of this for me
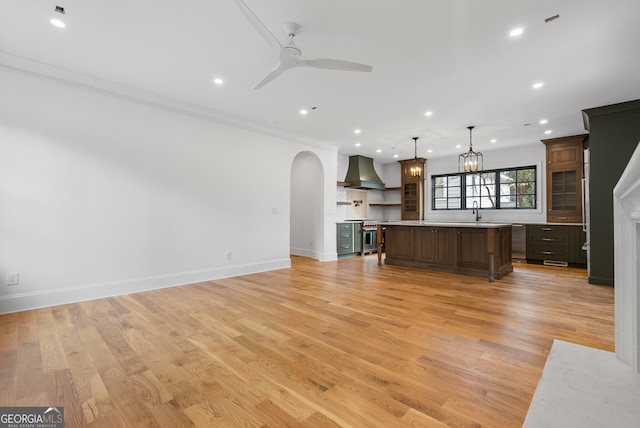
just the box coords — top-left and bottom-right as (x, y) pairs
(459, 126), (483, 172)
(409, 137), (423, 177)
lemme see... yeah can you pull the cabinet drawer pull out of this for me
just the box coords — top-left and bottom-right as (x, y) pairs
(542, 238), (554, 242)
(542, 227), (554, 231)
(542, 251), (553, 255)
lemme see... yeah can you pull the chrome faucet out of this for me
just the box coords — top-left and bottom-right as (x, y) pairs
(472, 200), (481, 222)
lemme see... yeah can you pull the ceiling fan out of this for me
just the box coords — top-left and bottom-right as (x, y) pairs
(233, 0), (373, 90)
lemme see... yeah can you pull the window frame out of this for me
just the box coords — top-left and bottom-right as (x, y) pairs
(431, 165), (537, 211)
(432, 174), (463, 210)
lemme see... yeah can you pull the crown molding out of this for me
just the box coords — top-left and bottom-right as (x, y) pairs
(0, 51), (339, 154)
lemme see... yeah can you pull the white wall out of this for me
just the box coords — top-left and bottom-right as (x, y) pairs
(0, 67), (338, 313)
(425, 143), (547, 223)
(290, 152), (323, 259)
(336, 144), (546, 223)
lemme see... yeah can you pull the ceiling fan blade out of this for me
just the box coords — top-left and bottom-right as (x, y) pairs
(253, 63), (288, 89)
(303, 58), (373, 72)
(233, 0), (282, 51)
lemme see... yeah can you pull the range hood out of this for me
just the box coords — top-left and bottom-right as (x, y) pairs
(343, 155), (385, 189)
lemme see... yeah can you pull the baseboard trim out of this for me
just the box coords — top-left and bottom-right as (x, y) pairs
(0, 258), (291, 315)
(588, 275), (614, 286)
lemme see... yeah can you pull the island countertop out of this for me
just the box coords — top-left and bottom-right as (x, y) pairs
(383, 221), (512, 228)
(379, 222), (513, 281)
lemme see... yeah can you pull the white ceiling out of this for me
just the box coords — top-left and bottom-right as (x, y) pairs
(2, 0), (640, 164)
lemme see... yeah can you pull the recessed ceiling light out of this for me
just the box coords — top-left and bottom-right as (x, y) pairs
(50, 18), (66, 28)
(394, 154), (399, 158)
(427, 149), (433, 153)
(299, 109), (308, 116)
(532, 82), (544, 89)
(510, 27), (524, 37)
(355, 142), (361, 147)
(213, 77), (224, 86)
(491, 139), (497, 143)
(539, 119), (548, 124)
(544, 130), (552, 135)
(376, 149), (382, 153)
(456, 145), (461, 149)
(424, 111), (433, 117)
(354, 129), (361, 134)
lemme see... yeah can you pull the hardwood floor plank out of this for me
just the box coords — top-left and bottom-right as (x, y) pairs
(0, 256), (614, 427)
(0, 350), (17, 405)
(0, 315), (18, 352)
(149, 401), (195, 428)
(60, 327), (115, 419)
(15, 341), (45, 400)
(40, 332), (69, 373)
(254, 398), (303, 427)
(45, 368), (85, 427)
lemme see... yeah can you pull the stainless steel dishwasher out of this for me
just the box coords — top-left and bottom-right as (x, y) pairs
(511, 224), (526, 262)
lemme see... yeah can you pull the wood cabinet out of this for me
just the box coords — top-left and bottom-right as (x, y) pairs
(543, 135), (586, 223)
(398, 158), (426, 220)
(385, 224), (512, 280)
(416, 227), (455, 266)
(526, 224), (586, 266)
(457, 228), (489, 270)
(384, 226), (414, 260)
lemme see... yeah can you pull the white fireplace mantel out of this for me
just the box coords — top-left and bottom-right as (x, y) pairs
(614, 140), (640, 373)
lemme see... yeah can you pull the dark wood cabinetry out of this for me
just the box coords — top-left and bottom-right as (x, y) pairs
(384, 226), (414, 260)
(543, 135), (586, 223)
(416, 227), (455, 266)
(526, 224), (586, 266)
(457, 228), (489, 270)
(398, 158), (426, 220)
(385, 224), (512, 280)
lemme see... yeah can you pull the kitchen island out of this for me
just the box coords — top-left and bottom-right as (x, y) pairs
(378, 221), (513, 281)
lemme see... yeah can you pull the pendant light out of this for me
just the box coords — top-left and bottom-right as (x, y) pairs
(409, 137), (423, 177)
(459, 126), (483, 172)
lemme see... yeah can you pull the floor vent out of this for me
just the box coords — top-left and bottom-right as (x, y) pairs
(544, 260), (568, 267)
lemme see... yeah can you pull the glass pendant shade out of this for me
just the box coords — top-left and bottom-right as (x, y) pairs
(459, 126), (483, 172)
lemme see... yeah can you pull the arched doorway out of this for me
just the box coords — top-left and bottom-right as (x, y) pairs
(290, 151), (324, 259)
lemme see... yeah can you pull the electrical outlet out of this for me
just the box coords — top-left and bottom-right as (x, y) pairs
(7, 272), (19, 286)
(225, 251), (232, 262)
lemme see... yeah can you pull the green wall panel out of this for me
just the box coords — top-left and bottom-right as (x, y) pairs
(583, 99), (640, 286)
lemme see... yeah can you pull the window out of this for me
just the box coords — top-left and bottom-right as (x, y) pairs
(433, 175), (462, 209)
(432, 166), (536, 210)
(465, 172), (496, 209)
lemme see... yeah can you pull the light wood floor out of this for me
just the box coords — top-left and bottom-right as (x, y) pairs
(0, 256), (614, 427)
